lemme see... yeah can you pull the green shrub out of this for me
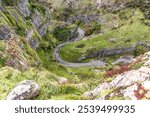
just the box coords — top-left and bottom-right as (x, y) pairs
(16, 26), (26, 37)
(84, 21), (101, 36)
(29, 2), (46, 15)
(53, 7), (73, 21)
(53, 26), (70, 41)
(135, 45), (148, 56)
(2, 0), (14, 6)
(40, 41), (51, 50)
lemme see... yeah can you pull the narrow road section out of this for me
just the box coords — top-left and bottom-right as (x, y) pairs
(54, 28), (106, 67)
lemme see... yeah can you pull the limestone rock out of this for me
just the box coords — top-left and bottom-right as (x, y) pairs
(38, 21), (51, 36)
(32, 10), (45, 29)
(58, 77), (68, 84)
(144, 60), (150, 66)
(84, 55), (150, 99)
(26, 29), (40, 49)
(142, 81), (150, 90)
(17, 0), (30, 18)
(0, 26), (14, 40)
(86, 47), (136, 59)
(7, 80), (40, 100)
(84, 82), (111, 98)
(120, 83), (138, 100)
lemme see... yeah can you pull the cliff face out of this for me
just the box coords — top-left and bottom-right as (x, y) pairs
(0, 0), (78, 70)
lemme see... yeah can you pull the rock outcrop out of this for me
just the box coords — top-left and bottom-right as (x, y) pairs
(17, 0), (30, 18)
(67, 15), (100, 24)
(0, 26), (14, 40)
(7, 80), (40, 100)
(80, 47), (136, 61)
(84, 52), (150, 100)
(81, 42), (150, 61)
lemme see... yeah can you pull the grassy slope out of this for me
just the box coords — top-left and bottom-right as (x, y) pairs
(0, 65), (106, 100)
(60, 9), (150, 62)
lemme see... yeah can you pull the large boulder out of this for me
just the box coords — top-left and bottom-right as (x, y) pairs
(7, 80), (40, 100)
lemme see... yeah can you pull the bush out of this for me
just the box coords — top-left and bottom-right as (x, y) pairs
(29, 2), (46, 15)
(135, 45), (147, 56)
(53, 26), (70, 41)
(0, 58), (6, 67)
(2, 0), (14, 6)
(16, 26), (26, 37)
(84, 21), (101, 36)
(40, 41), (51, 50)
(53, 7), (73, 21)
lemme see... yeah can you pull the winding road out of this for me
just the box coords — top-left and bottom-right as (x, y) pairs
(54, 28), (106, 67)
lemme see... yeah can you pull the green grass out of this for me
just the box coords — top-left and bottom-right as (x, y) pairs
(0, 41), (6, 52)
(0, 66), (106, 100)
(60, 9), (150, 62)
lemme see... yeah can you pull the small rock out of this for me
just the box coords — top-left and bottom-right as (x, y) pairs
(109, 38), (116, 43)
(58, 77), (68, 84)
(7, 80), (40, 100)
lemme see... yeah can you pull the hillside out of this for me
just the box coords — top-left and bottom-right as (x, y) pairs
(0, 0), (150, 100)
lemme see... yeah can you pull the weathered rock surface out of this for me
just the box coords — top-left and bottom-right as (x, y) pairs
(38, 21), (51, 36)
(67, 15), (100, 24)
(81, 41), (150, 61)
(96, 0), (127, 11)
(17, 0), (30, 17)
(26, 29), (40, 49)
(84, 52), (150, 100)
(85, 47), (136, 60)
(0, 26), (14, 40)
(58, 77), (68, 84)
(32, 10), (45, 29)
(7, 80), (40, 100)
